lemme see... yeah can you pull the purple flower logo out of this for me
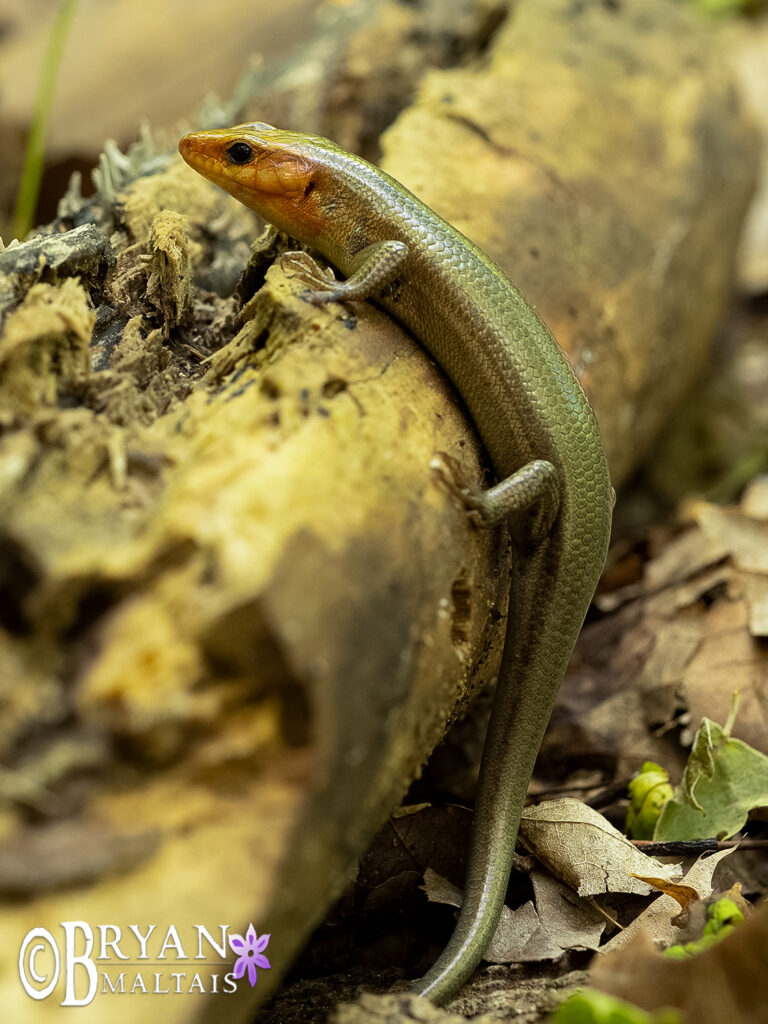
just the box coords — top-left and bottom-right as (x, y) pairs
(229, 924), (271, 987)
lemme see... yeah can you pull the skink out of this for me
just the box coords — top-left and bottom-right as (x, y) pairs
(179, 123), (613, 1004)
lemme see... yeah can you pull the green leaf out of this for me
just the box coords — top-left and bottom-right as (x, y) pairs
(12, 0), (79, 240)
(655, 718), (768, 840)
(626, 761), (674, 840)
(664, 896), (745, 958)
(551, 991), (682, 1024)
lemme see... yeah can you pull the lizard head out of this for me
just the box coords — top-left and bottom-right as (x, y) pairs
(178, 122), (338, 244)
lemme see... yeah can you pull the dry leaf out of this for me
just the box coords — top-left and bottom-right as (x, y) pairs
(601, 849), (735, 953)
(565, 486), (768, 778)
(629, 877), (699, 911)
(519, 799), (680, 898)
(592, 893), (768, 1023)
(422, 867), (605, 964)
(490, 871), (605, 963)
(690, 499), (768, 628)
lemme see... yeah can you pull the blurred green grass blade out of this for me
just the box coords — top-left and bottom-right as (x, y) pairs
(12, 0), (78, 240)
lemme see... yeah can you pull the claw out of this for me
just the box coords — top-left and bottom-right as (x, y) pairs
(430, 452), (492, 528)
(280, 250), (338, 292)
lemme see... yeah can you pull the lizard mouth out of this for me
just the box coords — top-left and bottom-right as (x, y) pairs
(178, 132), (221, 179)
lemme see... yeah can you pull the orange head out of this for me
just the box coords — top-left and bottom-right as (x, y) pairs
(178, 122), (340, 245)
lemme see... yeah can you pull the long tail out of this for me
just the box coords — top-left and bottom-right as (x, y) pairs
(411, 542), (574, 1004)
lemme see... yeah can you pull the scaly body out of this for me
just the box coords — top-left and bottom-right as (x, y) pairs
(179, 124), (613, 1004)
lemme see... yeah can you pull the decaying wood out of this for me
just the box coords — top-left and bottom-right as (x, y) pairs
(0, 196), (507, 1022)
(380, 0), (758, 484)
(0, 0), (759, 1020)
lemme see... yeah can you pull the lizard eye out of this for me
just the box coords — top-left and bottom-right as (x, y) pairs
(226, 142), (254, 165)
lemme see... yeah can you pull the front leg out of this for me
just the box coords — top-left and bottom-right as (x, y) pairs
(282, 240), (409, 305)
